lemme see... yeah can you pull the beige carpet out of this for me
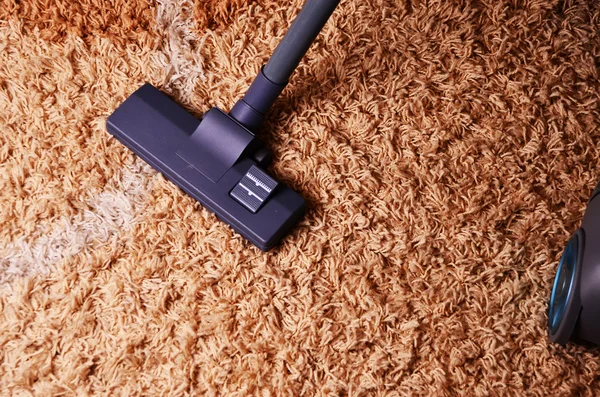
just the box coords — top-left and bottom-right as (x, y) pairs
(1, 0), (600, 395)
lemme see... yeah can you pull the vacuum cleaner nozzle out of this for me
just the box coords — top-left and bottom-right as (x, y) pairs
(105, 0), (340, 251)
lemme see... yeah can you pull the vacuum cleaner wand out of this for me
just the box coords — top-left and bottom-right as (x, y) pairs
(106, 0), (340, 251)
(230, 0), (340, 131)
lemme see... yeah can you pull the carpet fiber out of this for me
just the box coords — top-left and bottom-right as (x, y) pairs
(1, 0), (600, 395)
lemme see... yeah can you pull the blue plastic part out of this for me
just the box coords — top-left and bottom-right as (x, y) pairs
(549, 234), (578, 334)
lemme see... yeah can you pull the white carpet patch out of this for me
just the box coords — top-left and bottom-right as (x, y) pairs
(155, 0), (206, 100)
(0, 2), (206, 288)
(0, 160), (156, 288)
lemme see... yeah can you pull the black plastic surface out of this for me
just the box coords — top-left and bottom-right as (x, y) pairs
(106, 84), (305, 251)
(177, 107), (257, 182)
(573, 192), (600, 344)
(549, 180), (600, 345)
(591, 178), (600, 202)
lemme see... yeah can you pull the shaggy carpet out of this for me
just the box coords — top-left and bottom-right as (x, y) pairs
(1, 0), (600, 395)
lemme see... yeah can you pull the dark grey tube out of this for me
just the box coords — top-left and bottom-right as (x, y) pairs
(230, 0), (340, 131)
(263, 0), (340, 85)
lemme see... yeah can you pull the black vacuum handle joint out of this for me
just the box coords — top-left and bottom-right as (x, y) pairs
(229, 67), (286, 132)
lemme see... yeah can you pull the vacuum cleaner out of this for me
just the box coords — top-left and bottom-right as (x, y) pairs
(548, 178), (600, 345)
(106, 0), (340, 251)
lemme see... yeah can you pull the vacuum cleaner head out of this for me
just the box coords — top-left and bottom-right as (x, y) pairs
(106, 0), (340, 251)
(548, 179), (600, 345)
(106, 84), (305, 251)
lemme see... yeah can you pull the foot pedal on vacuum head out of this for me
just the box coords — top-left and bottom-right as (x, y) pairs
(230, 166), (279, 214)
